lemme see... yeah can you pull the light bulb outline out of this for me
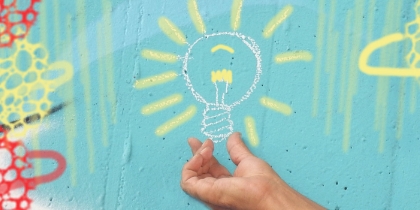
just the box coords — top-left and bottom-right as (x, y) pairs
(182, 31), (262, 108)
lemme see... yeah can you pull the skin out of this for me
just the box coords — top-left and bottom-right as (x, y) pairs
(180, 132), (325, 210)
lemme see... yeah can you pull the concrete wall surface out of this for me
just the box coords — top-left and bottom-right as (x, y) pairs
(0, 0), (419, 209)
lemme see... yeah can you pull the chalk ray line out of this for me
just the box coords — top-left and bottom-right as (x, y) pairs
(274, 51), (312, 64)
(231, 0), (243, 31)
(260, 97), (292, 116)
(244, 116), (259, 147)
(188, 0), (206, 34)
(263, 5), (293, 38)
(158, 17), (188, 45)
(141, 94), (183, 115)
(134, 71), (178, 90)
(155, 105), (197, 136)
(141, 49), (179, 63)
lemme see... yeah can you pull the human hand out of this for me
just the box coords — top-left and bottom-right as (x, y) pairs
(180, 132), (324, 210)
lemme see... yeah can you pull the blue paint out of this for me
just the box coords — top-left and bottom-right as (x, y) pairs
(10, 0), (420, 209)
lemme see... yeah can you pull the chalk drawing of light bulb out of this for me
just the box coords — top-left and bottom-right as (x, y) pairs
(136, 2), (312, 146)
(182, 32), (262, 142)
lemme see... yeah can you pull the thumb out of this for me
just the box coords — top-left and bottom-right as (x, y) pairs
(227, 132), (254, 165)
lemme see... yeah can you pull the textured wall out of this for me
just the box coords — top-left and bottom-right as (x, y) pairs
(0, 0), (419, 209)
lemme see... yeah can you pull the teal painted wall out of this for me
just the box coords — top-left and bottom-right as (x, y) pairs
(1, 0), (419, 209)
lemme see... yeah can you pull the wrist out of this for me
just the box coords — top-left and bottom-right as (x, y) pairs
(263, 180), (325, 210)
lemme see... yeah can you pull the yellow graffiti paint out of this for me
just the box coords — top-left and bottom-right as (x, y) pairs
(358, 33), (420, 76)
(325, 33), (339, 135)
(367, 0), (376, 41)
(141, 94), (183, 115)
(188, 0), (206, 34)
(359, 1), (420, 77)
(263, 5), (293, 38)
(244, 116), (259, 147)
(231, 0), (243, 31)
(343, 0), (364, 153)
(211, 44), (235, 54)
(0, 38), (74, 137)
(410, 79), (417, 113)
(312, 0), (325, 117)
(323, 0), (338, 135)
(211, 69), (232, 83)
(134, 71), (178, 89)
(141, 49), (178, 63)
(274, 51), (312, 63)
(155, 105), (197, 136)
(96, 22), (110, 147)
(76, 0), (95, 173)
(339, 11), (353, 113)
(260, 97), (292, 116)
(102, 0), (118, 124)
(61, 14), (78, 186)
(158, 17), (187, 45)
(396, 79), (406, 139)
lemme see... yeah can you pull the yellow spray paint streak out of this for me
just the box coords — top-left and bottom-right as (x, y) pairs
(394, 0), (405, 141)
(260, 97), (292, 116)
(377, 0), (399, 153)
(374, 78), (385, 131)
(324, 0), (337, 134)
(53, 0), (61, 55)
(211, 44), (235, 54)
(141, 49), (178, 63)
(343, 0), (364, 153)
(324, 0), (336, 74)
(76, 0), (95, 173)
(231, 0), (243, 31)
(262, 5), (293, 38)
(325, 32), (339, 135)
(377, 78), (389, 153)
(396, 79), (406, 139)
(96, 22), (110, 147)
(367, 0), (376, 41)
(0, 38), (73, 136)
(244, 116), (259, 147)
(410, 79), (417, 113)
(134, 71), (178, 89)
(339, 11), (353, 113)
(101, 0), (118, 124)
(158, 17), (187, 45)
(141, 94), (183, 115)
(274, 51), (312, 64)
(188, 0), (206, 34)
(312, 0), (326, 117)
(211, 70), (232, 83)
(155, 105), (197, 136)
(59, 15), (78, 186)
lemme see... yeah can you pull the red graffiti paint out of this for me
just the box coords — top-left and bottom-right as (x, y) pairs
(0, 127), (66, 210)
(0, 0), (41, 48)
